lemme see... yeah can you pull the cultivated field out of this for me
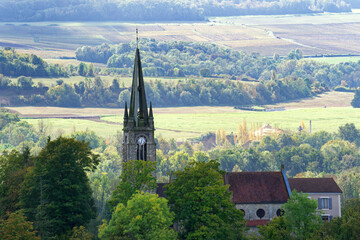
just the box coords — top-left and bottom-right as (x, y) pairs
(8, 91), (358, 140)
(1, 11), (360, 60)
(307, 56), (360, 64)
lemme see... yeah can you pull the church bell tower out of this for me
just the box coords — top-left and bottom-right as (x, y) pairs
(122, 37), (156, 163)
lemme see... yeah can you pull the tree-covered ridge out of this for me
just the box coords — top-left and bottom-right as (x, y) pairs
(2, 74), (319, 107)
(77, 39), (360, 90)
(0, 48), (68, 78)
(0, 0), (351, 22)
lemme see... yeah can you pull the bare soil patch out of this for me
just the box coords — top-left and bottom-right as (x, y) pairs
(266, 91), (354, 109)
(1, 15), (360, 58)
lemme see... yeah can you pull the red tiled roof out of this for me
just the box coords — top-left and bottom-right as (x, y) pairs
(225, 172), (290, 204)
(288, 178), (343, 193)
(246, 219), (270, 227)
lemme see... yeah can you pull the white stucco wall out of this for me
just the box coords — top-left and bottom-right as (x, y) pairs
(307, 193), (341, 218)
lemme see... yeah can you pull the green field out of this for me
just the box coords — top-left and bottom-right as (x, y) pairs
(24, 118), (123, 138)
(21, 107), (360, 140)
(307, 56), (360, 64)
(102, 107), (360, 139)
(9, 75), (188, 87)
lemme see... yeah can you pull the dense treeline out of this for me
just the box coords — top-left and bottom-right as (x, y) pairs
(0, 0), (351, 22)
(2, 74), (321, 107)
(77, 39), (360, 90)
(3, 44), (360, 108)
(0, 48), (68, 78)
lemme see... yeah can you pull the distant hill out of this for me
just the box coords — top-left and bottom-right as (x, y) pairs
(0, 0), (351, 22)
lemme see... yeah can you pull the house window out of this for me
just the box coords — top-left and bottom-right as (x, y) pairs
(318, 197), (332, 210)
(256, 209), (265, 219)
(321, 215), (332, 222)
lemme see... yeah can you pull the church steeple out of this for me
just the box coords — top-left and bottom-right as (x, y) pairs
(128, 47), (149, 127)
(122, 30), (156, 163)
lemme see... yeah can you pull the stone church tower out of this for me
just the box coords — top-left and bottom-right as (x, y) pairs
(122, 46), (156, 163)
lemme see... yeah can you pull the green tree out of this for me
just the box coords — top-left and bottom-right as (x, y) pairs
(71, 130), (105, 149)
(20, 137), (99, 239)
(99, 192), (176, 240)
(282, 190), (322, 240)
(108, 160), (157, 211)
(258, 216), (291, 240)
(0, 148), (32, 217)
(78, 62), (87, 76)
(118, 89), (131, 106)
(338, 167), (360, 201)
(313, 198), (360, 240)
(165, 160), (246, 240)
(0, 210), (39, 240)
(45, 83), (81, 107)
(169, 150), (190, 171)
(338, 123), (360, 145)
(70, 226), (94, 240)
(0, 108), (20, 130)
(199, 68), (211, 77)
(17, 76), (34, 89)
(351, 89), (360, 108)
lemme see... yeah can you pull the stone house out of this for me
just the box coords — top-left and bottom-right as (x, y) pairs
(288, 178), (343, 222)
(224, 170), (291, 228)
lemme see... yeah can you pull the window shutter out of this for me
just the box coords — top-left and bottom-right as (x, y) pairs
(318, 198), (322, 209)
(329, 215), (333, 221)
(329, 198), (332, 209)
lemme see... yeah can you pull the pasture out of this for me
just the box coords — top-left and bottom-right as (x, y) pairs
(9, 75), (187, 87)
(9, 91), (359, 140)
(19, 107), (360, 141)
(306, 56), (360, 64)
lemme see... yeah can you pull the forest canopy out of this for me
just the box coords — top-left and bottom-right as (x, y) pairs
(0, 0), (351, 22)
(77, 39), (360, 89)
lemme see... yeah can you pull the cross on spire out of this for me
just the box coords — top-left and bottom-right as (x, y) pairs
(136, 28), (139, 48)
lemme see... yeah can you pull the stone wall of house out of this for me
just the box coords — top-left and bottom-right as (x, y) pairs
(235, 203), (285, 220)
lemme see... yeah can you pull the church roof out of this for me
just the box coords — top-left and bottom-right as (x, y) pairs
(224, 171), (290, 204)
(288, 178), (343, 193)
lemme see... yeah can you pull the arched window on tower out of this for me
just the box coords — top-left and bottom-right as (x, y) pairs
(137, 136), (147, 160)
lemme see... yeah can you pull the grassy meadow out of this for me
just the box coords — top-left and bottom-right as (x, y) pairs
(307, 56), (360, 64)
(10, 75), (187, 87)
(10, 91), (357, 140)
(102, 107), (360, 139)
(19, 107), (360, 140)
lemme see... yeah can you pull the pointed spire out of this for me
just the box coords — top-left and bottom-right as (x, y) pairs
(124, 101), (128, 119)
(129, 30), (148, 127)
(149, 101), (153, 118)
